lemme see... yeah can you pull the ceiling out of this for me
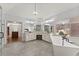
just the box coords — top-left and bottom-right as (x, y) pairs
(0, 3), (79, 23)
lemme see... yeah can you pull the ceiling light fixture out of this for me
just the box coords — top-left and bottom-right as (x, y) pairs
(33, 3), (38, 16)
(45, 18), (55, 23)
(45, 24), (50, 25)
(26, 21), (34, 24)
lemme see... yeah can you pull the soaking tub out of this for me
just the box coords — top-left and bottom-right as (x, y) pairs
(50, 33), (79, 56)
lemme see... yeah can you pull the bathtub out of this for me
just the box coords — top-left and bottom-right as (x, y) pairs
(50, 33), (79, 56)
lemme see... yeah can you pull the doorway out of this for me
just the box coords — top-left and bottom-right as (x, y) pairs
(7, 22), (22, 43)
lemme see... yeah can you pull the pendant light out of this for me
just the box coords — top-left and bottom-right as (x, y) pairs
(33, 3), (38, 16)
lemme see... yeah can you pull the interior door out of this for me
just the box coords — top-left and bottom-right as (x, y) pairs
(12, 32), (18, 42)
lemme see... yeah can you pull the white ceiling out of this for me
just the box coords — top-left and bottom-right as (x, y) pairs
(0, 3), (79, 22)
(0, 3), (17, 13)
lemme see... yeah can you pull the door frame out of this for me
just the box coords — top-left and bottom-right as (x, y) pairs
(6, 21), (23, 43)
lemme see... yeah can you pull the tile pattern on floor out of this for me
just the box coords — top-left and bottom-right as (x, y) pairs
(0, 40), (54, 56)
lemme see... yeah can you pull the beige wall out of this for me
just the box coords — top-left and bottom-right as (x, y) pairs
(70, 16), (79, 37)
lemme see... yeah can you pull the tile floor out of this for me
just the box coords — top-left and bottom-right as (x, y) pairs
(0, 40), (54, 56)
